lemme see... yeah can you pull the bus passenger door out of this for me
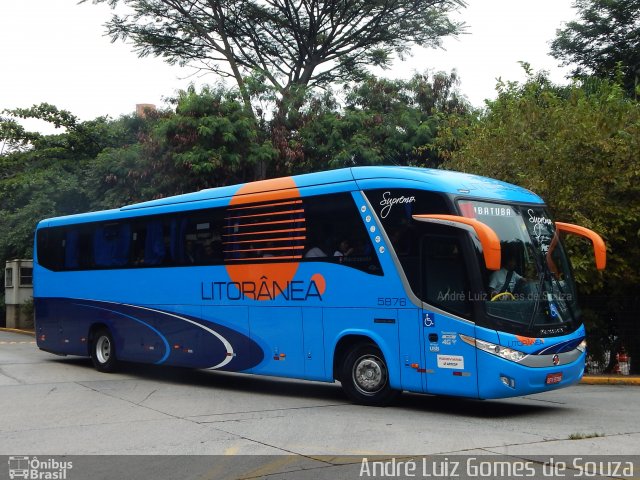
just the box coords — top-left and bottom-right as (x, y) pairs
(420, 233), (479, 398)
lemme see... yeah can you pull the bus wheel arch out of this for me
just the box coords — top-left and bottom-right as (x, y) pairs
(89, 324), (119, 373)
(334, 336), (399, 406)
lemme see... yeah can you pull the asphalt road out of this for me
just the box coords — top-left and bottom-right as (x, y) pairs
(1, 330), (638, 479)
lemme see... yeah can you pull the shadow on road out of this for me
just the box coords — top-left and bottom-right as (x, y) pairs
(50, 357), (561, 418)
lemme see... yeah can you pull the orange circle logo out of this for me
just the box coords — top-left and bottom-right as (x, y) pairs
(310, 273), (326, 295)
(225, 177), (308, 300)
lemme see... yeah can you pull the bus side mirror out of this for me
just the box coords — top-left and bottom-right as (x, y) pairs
(555, 222), (607, 270)
(412, 214), (502, 270)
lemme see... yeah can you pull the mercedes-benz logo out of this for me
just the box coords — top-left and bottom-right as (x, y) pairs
(552, 354), (560, 366)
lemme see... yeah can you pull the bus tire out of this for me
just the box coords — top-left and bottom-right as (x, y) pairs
(340, 343), (399, 406)
(91, 328), (119, 373)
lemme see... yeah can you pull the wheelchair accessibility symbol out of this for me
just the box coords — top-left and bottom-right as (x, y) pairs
(424, 313), (435, 328)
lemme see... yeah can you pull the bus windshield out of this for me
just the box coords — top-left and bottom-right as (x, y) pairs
(458, 200), (580, 332)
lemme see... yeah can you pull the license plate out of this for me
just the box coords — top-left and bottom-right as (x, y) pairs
(546, 372), (563, 385)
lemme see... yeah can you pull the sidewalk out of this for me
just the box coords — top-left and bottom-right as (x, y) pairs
(0, 327), (35, 336)
(580, 374), (640, 385)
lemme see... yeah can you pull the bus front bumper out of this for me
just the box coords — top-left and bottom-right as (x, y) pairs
(477, 349), (585, 399)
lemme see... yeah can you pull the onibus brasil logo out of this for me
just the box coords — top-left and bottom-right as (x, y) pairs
(8, 456), (73, 480)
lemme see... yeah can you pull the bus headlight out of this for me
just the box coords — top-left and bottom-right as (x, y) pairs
(460, 334), (527, 363)
(576, 339), (587, 353)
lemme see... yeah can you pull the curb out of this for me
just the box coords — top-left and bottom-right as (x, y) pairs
(0, 327), (35, 337)
(581, 375), (640, 386)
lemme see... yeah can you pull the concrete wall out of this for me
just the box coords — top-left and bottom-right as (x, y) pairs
(4, 259), (34, 329)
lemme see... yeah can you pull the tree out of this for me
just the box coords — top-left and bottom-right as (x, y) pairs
(0, 118), (41, 156)
(291, 71), (469, 173)
(0, 104), (148, 260)
(440, 70), (640, 373)
(551, 0), (640, 96)
(84, 0), (465, 122)
(88, 86), (277, 208)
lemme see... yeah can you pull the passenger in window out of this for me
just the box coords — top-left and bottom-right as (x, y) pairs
(489, 252), (525, 299)
(334, 239), (354, 257)
(201, 242), (215, 263)
(305, 231), (329, 258)
(305, 245), (327, 258)
(201, 240), (223, 263)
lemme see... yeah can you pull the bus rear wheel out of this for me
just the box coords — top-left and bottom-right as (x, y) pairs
(340, 343), (399, 406)
(91, 328), (119, 373)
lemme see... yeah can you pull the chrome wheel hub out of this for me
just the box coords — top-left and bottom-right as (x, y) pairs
(96, 336), (111, 364)
(353, 355), (386, 395)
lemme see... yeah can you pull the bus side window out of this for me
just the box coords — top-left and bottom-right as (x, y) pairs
(144, 220), (168, 266)
(177, 209), (225, 265)
(65, 226), (94, 270)
(36, 228), (64, 271)
(65, 229), (80, 269)
(131, 224), (146, 266)
(94, 223), (131, 268)
(129, 219), (169, 267)
(303, 193), (382, 275)
(37, 226), (89, 271)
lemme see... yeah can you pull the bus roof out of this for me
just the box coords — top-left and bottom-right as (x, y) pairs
(40, 166), (543, 227)
(120, 166), (542, 210)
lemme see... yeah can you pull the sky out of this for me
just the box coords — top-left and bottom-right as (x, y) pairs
(0, 0), (577, 134)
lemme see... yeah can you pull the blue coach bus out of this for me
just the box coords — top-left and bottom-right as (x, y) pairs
(34, 167), (606, 405)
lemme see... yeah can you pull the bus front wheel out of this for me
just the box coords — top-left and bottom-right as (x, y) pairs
(91, 328), (119, 373)
(340, 343), (399, 406)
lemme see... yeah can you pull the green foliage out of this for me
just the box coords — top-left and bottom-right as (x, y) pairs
(7, 103), (80, 130)
(441, 70), (640, 372)
(551, 0), (640, 96)
(0, 117), (41, 155)
(292, 72), (470, 173)
(0, 106), (138, 261)
(20, 298), (34, 322)
(89, 86), (277, 208)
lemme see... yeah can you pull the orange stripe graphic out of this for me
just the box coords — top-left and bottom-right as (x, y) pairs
(223, 236), (306, 246)
(223, 218), (306, 229)
(226, 208), (305, 221)
(227, 200), (302, 211)
(224, 246), (305, 254)
(221, 227), (306, 238)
